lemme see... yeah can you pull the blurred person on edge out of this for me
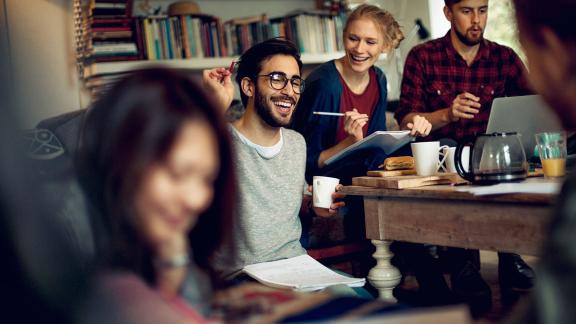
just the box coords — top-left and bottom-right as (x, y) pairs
(508, 0), (576, 323)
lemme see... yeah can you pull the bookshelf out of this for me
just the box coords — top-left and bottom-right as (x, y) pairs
(83, 52), (348, 77)
(77, 0), (362, 96)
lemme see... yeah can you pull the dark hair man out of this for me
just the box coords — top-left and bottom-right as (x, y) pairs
(203, 39), (346, 280)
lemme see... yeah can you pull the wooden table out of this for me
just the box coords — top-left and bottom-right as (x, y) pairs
(341, 178), (559, 301)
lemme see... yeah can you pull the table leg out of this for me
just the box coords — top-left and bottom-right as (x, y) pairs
(368, 239), (401, 302)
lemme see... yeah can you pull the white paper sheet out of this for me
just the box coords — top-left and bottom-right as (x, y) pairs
(242, 254), (365, 291)
(457, 180), (562, 196)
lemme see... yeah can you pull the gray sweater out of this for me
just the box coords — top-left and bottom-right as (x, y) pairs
(213, 127), (308, 278)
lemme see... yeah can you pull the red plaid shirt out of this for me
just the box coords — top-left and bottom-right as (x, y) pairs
(395, 32), (532, 141)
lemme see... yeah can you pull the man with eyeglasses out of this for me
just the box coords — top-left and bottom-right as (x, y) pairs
(202, 38), (351, 285)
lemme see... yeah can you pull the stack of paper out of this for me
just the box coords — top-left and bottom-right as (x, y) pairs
(242, 254), (365, 292)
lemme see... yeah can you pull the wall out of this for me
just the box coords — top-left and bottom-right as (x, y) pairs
(4, 0), (83, 128)
(428, 0), (450, 39)
(1, 0), (13, 116)
(143, 0), (316, 19)
(373, 0), (432, 101)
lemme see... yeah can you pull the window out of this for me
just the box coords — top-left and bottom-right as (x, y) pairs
(428, 0), (525, 62)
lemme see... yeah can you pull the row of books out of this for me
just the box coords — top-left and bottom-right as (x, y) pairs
(83, 0), (140, 62)
(83, 10), (346, 63)
(223, 11), (345, 57)
(139, 14), (227, 60)
(89, 0), (132, 17)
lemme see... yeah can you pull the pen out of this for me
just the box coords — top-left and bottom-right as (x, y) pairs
(313, 111), (345, 116)
(218, 61), (236, 84)
(228, 61), (237, 73)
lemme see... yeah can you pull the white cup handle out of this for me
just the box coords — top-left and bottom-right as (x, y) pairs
(437, 145), (449, 172)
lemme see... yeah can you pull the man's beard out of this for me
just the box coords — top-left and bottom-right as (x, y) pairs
(254, 88), (294, 128)
(455, 26), (483, 46)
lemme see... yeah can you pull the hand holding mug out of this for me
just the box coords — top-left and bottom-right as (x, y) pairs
(310, 178), (345, 217)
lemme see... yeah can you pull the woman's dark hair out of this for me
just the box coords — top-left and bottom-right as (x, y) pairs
(235, 38), (303, 107)
(513, 0), (576, 46)
(77, 68), (236, 285)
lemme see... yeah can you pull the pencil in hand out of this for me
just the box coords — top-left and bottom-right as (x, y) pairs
(313, 111), (345, 116)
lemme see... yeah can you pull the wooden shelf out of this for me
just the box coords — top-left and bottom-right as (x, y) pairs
(83, 52), (390, 78)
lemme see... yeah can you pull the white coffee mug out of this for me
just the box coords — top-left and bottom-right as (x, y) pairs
(443, 146), (470, 173)
(411, 142), (449, 176)
(312, 176), (340, 208)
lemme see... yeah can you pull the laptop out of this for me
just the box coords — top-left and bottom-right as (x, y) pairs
(486, 95), (564, 158)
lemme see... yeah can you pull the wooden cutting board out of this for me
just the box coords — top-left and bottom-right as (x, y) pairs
(353, 173), (467, 189)
(367, 169), (417, 177)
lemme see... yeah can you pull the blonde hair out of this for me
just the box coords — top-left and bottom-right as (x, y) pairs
(344, 4), (404, 49)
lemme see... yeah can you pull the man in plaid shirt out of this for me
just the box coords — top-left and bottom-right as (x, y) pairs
(394, 0), (534, 311)
(395, 2), (531, 142)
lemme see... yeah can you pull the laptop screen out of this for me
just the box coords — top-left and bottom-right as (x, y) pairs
(486, 95), (564, 158)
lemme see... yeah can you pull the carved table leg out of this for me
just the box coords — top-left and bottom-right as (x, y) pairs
(367, 239), (401, 302)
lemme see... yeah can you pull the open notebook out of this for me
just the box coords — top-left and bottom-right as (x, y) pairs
(242, 254), (365, 292)
(324, 131), (413, 165)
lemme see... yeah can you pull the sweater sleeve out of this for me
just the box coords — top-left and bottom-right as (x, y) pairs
(368, 66), (388, 134)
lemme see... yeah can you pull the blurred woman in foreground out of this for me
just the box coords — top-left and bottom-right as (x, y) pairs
(77, 68), (235, 323)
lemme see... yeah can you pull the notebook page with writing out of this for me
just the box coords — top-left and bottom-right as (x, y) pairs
(242, 254), (365, 292)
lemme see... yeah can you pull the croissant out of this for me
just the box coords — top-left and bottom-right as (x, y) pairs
(379, 156), (415, 170)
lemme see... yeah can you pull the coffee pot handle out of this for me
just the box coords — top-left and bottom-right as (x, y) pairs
(455, 138), (474, 182)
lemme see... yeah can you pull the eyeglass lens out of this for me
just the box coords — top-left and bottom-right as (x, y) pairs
(268, 73), (303, 93)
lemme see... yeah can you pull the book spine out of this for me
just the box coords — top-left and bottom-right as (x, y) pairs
(210, 21), (219, 57)
(186, 16), (196, 57)
(163, 19), (173, 59)
(133, 17), (145, 59)
(192, 18), (203, 58)
(142, 18), (154, 60)
(151, 19), (162, 59)
(180, 16), (191, 59)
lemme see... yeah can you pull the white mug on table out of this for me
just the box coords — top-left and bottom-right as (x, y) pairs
(443, 146), (470, 173)
(411, 142), (449, 176)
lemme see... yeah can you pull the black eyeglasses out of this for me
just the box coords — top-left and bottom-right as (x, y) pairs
(257, 72), (305, 94)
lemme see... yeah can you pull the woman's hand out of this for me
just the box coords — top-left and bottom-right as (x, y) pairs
(343, 108), (369, 142)
(406, 115), (432, 137)
(154, 234), (190, 299)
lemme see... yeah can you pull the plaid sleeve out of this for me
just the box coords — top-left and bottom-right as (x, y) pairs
(395, 48), (427, 125)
